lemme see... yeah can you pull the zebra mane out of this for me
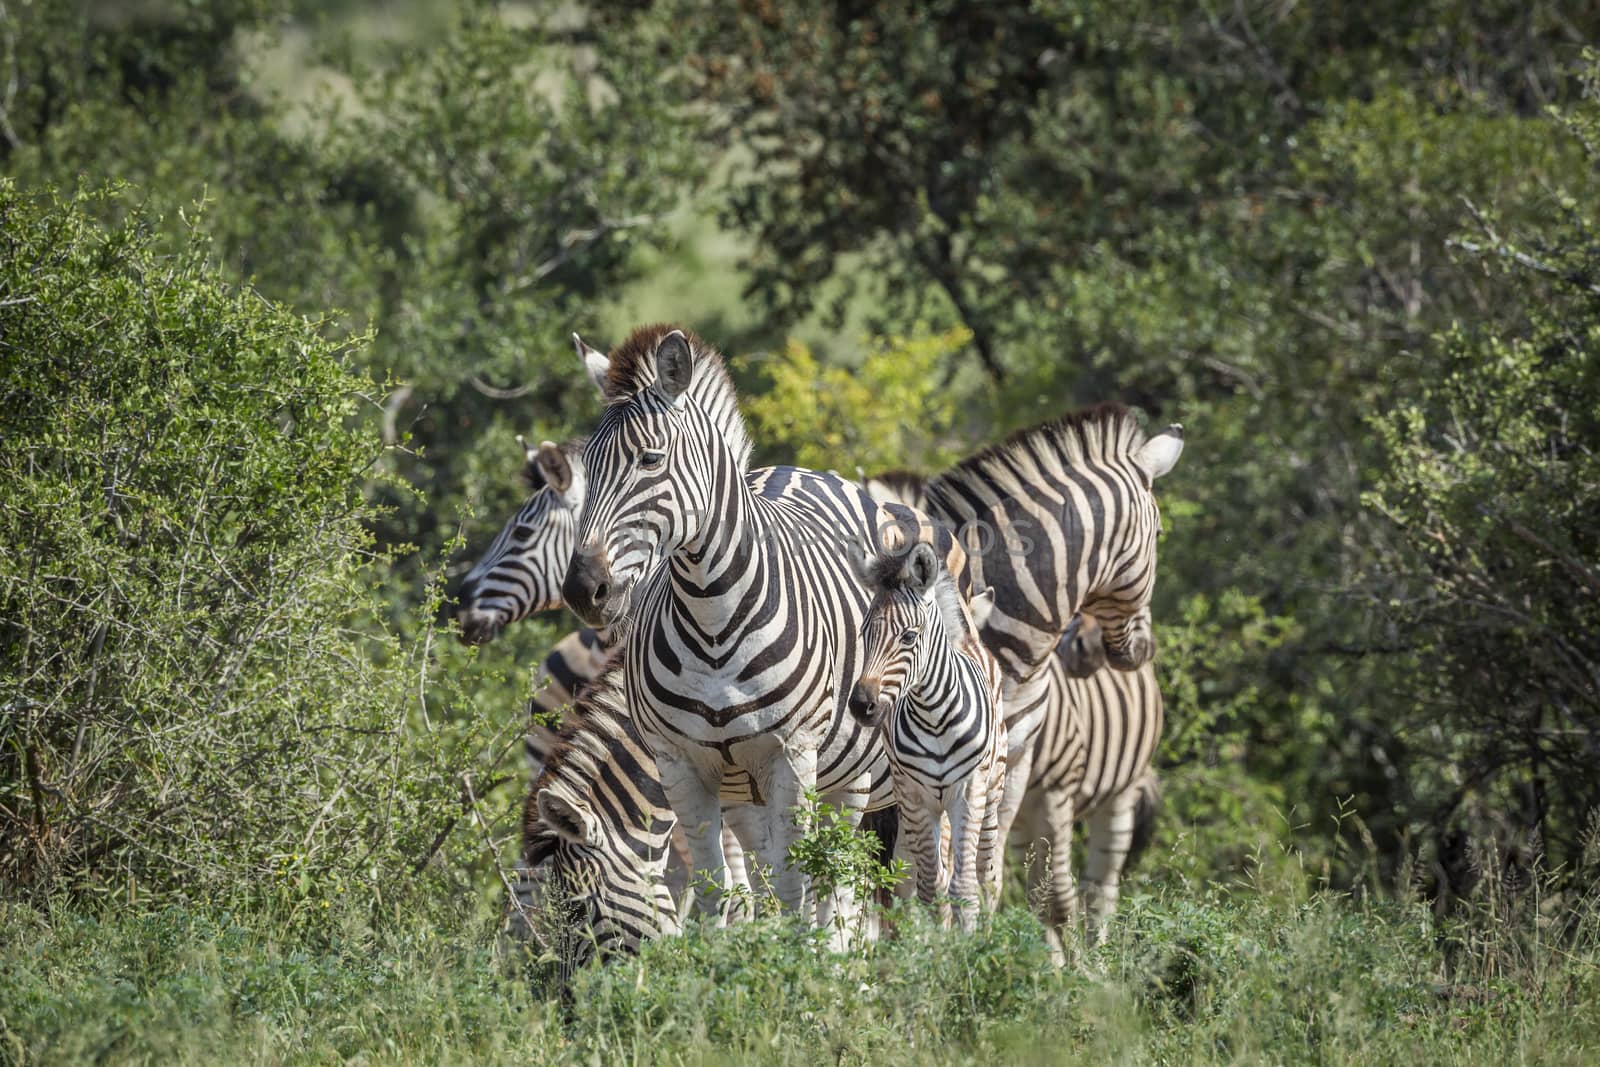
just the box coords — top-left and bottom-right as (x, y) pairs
(600, 323), (755, 473)
(860, 546), (975, 645)
(518, 435), (587, 491)
(925, 402), (1148, 498)
(527, 669), (643, 828)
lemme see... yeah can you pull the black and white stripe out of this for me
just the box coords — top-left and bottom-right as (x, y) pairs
(847, 540), (1007, 930)
(865, 411), (1181, 911)
(863, 467), (1175, 955)
(562, 325), (955, 924)
(1019, 624), (1164, 955)
(455, 436), (586, 647)
(516, 671), (681, 986)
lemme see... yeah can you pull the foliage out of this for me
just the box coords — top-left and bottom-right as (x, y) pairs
(5, 864), (1599, 1064)
(785, 794), (907, 912)
(738, 327), (970, 473)
(0, 184), (501, 902)
(1363, 60), (1600, 872)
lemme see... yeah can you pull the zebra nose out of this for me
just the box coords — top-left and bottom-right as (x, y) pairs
(562, 553), (614, 626)
(847, 679), (879, 724)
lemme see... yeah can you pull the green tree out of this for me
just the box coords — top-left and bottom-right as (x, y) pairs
(1365, 63), (1600, 871)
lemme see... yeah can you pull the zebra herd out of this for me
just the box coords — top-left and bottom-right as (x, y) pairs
(454, 324), (1183, 981)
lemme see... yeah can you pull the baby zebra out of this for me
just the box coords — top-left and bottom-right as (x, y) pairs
(847, 540), (1007, 930)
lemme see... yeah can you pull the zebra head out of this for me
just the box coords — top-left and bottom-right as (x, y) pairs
(520, 678), (681, 983)
(846, 540), (990, 728)
(563, 326), (753, 626)
(1079, 423), (1185, 671)
(454, 436), (587, 645)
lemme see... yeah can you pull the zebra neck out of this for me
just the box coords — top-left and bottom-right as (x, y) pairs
(899, 652), (976, 735)
(666, 467), (771, 640)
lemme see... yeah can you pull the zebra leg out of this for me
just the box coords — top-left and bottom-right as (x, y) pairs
(656, 752), (731, 923)
(977, 758), (1006, 912)
(751, 743), (818, 916)
(900, 800), (945, 926)
(664, 827), (694, 908)
(721, 805), (757, 922)
(946, 784), (981, 933)
(1040, 786), (1078, 967)
(1082, 788), (1140, 943)
(816, 784), (869, 948)
(989, 740), (1038, 904)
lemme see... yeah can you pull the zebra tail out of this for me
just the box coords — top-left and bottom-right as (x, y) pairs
(1124, 772), (1164, 873)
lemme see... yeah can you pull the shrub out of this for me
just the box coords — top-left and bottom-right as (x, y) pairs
(0, 184), (487, 904)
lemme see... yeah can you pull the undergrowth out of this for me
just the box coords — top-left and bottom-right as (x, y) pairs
(5, 863), (1597, 1066)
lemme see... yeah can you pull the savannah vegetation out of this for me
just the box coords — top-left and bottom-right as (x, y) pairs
(2, 1), (1599, 1062)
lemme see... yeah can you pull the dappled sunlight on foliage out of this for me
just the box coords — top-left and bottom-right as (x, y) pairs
(739, 327), (971, 473)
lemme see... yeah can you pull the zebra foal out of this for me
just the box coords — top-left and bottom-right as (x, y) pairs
(848, 539), (1007, 930)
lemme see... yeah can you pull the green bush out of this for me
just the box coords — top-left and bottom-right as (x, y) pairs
(0, 184), (493, 904)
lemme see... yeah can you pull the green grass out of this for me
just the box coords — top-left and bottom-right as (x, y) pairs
(5, 874), (1596, 1066)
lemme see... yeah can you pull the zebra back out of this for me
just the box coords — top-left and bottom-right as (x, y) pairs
(921, 407), (1182, 679)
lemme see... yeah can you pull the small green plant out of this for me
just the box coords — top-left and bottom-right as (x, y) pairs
(787, 792), (908, 941)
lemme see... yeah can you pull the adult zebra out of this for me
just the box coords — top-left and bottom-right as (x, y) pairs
(457, 436), (586, 649)
(452, 429), (755, 905)
(561, 325), (957, 920)
(520, 669), (681, 985)
(865, 470), (1171, 956)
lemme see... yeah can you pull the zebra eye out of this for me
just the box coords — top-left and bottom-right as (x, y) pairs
(899, 628), (919, 647)
(639, 449), (667, 471)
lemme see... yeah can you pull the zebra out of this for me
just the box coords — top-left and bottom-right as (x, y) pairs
(561, 325), (957, 924)
(518, 669), (682, 986)
(451, 407), (753, 905)
(870, 408), (1181, 918)
(847, 539), (1007, 930)
(456, 435), (585, 648)
(861, 470), (1171, 958)
(1022, 643), (1164, 956)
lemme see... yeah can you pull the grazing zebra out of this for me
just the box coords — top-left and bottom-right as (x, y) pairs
(562, 325), (956, 923)
(847, 539), (1007, 930)
(862, 470), (1171, 957)
(519, 670), (681, 986)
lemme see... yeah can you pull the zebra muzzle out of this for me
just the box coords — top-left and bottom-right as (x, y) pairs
(562, 552), (617, 627)
(847, 679), (890, 728)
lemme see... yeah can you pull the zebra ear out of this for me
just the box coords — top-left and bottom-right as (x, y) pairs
(534, 440), (572, 494)
(1134, 424), (1184, 483)
(905, 542), (938, 594)
(968, 587), (995, 630)
(537, 789), (599, 847)
(574, 333), (609, 394)
(653, 330), (693, 406)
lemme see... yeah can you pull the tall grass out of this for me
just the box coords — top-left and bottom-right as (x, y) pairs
(5, 855), (1597, 1066)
